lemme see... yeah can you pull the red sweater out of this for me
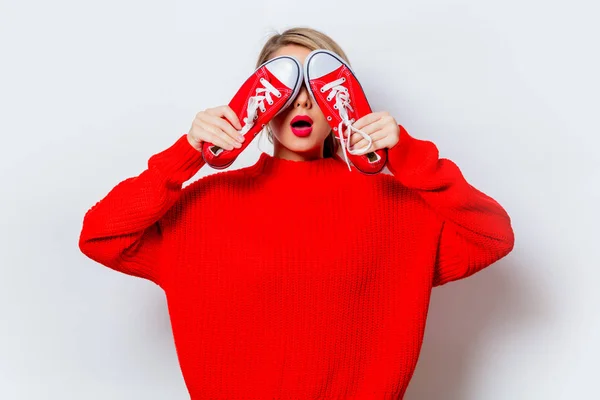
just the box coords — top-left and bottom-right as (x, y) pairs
(79, 124), (514, 399)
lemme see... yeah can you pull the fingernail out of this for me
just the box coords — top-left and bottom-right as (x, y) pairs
(238, 135), (245, 142)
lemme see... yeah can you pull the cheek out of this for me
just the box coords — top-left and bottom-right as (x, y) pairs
(316, 119), (332, 137)
(271, 112), (289, 130)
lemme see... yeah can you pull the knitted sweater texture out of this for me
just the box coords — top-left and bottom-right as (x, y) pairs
(79, 124), (515, 399)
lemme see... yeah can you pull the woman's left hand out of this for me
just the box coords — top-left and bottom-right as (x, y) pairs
(347, 111), (400, 154)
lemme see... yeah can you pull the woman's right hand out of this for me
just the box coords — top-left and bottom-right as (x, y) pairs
(187, 106), (246, 152)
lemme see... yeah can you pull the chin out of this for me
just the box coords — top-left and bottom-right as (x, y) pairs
(282, 142), (317, 154)
(272, 125), (331, 155)
(284, 134), (323, 151)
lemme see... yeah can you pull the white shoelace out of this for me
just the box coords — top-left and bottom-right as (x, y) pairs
(239, 78), (281, 136)
(320, 77), (373, 171)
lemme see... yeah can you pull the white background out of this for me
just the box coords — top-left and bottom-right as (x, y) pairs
(1, 0), (598, 398)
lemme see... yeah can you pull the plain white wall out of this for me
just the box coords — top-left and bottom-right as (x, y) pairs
(1, 0), (598, 398)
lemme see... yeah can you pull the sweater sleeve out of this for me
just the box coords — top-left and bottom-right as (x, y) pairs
(78, 134), (206, 287)
(387, 124), (515, 287)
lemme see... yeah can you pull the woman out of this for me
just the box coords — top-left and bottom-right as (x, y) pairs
(79, 27), (515, 399)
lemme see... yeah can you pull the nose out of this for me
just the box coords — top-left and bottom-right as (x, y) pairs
(293, 83), (312, 109)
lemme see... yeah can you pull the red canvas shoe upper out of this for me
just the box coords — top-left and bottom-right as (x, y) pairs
(202, 56), (303, 169)
(304, 50), (387, 174)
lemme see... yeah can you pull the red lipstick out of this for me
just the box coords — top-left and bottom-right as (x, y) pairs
(290, 115), (313, 137)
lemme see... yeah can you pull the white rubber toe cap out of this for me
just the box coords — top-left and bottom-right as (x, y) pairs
(305, 50), (343, 79)
(265, 56), (302, 89)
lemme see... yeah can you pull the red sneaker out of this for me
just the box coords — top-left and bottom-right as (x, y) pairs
(202, 56), (303, 169)
(304, 49), (387, 174)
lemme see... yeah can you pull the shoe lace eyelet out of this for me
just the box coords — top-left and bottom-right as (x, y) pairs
(320, 88), (325, 93)
(327, 116), (332, 121)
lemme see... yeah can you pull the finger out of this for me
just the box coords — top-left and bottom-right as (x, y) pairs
(353, 112), (387, 130)
(350, 134), (389, 154)
(352, 117), (387, 140)
(349, 127), (386, 147)
(222, 106), (243, 130)
(211, 131), (239, 151)
(206, 114), (245, 143)
(348, 140), (373, 154)
(198, 128), (235, 151)
(355, 136), (396, 154)
(204, 106), (242, 132)
(199, 123), (239, 150)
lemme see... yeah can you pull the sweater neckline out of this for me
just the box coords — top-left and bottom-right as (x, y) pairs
(254, 151), (349, 177)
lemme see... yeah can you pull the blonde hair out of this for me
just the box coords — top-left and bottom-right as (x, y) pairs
(255, 27), (351, 158)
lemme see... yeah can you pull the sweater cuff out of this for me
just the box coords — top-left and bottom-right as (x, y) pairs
(386, 124), (438, 187)
(147, 134), (206, 187)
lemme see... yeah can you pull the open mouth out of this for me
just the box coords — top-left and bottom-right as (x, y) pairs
(290, 116), (313, 137)
(290, 114), (314, 127)
(291, 120), (312, 128)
